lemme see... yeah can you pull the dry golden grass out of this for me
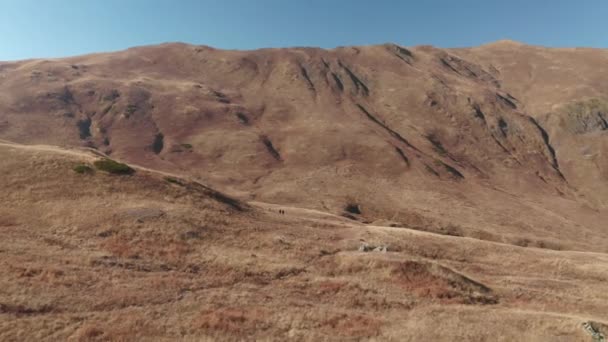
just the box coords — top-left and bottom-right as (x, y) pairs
(0, 142), (606, 341)
(2, 41), (608, 341)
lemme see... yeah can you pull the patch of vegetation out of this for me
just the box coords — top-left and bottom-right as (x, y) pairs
(261, 135), (282, 161)
(103, 89), (120, 101)
(77, 118), (92, 139)
(426, 133), (447, 155)
(73, 164), (94, 174)
(181, 143), (193, 149)
(164, 176), (184, 185)
(152, 133), (164, 154)
(206, 188), (245, 211)
(93, 159), (134, 175)
(438, 224), (464, 237)
(188, 181), (247, 211)
(180, 230), (201, 240)
(331, 72), (344, 91)
(425, 164), (440, 177)
(57, 87), (74, 104)
(497, 118), (509, 136)
(0, 303), (55, 315)
(97, 229), (116, 238)
(345, 203), (361, 215)
(125, 104), (138, 116)
(442, 162), (465, 180)
(513, 237), (563, 250)
(235, 112), (249, 125)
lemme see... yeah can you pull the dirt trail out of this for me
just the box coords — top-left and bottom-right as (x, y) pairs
(251, 200), (608, 260)
(0, 140), (97, 159)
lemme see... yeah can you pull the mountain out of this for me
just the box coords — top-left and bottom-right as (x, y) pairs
(0, 41), (607, 340)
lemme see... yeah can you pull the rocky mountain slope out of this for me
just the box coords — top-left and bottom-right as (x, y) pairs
(1, 41), (607, 340)
(1, 42), (607, 249)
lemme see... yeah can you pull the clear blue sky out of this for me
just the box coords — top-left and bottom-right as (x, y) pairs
(1, 0), (607, 61)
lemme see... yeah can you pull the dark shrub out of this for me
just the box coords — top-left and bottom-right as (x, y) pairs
(77, 118), (92, 139)
(125, 104), (137, 116)
(93, 159), (134, 175)
(152, 133), (164, 154)
(73, 164), (94, 174)
(164, 176), (183, 185)
(345, 203), (361, 215)
(103, 89), (120, 101)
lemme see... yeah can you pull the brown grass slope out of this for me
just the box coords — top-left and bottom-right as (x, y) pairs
(0, 142), (607, 341)
(454, 40), (608, 207)
(1, 42), (607, 253)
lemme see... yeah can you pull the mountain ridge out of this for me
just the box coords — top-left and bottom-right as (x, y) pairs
(1, 41), (607, 247)
(1, 40), (608, 341)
